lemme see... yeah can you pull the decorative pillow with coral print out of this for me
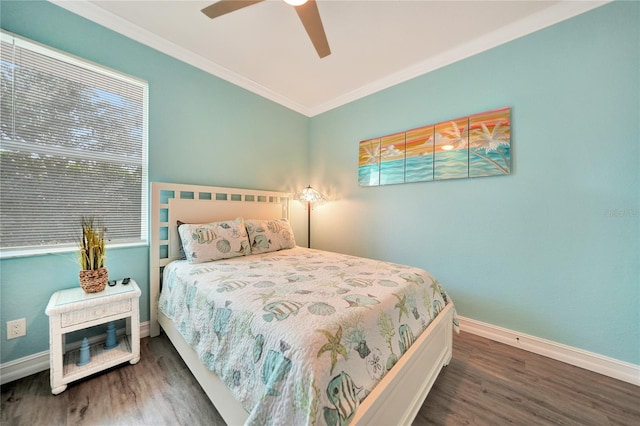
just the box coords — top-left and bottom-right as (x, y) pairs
(178, 217), (250, 263)
(245, 218), (296, 254)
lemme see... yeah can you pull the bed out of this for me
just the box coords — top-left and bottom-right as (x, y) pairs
(149, 182), (457, 425)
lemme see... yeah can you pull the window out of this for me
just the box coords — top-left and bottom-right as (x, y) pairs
(0, 31), (148, 257)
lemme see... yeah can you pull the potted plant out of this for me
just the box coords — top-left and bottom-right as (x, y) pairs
(78, 216), (108, 293)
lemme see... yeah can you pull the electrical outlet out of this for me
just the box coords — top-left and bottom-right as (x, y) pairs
(7, 318), (26, 339)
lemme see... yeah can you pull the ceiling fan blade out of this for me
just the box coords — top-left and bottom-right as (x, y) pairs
(294, 0), (331, 58)
(201, 0), (265, 19)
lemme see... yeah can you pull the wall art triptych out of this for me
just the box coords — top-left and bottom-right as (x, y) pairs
(358, 107), (511, 187)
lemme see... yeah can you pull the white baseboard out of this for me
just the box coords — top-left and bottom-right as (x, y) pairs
(3, 319), (638, 387)
(0, 349), (50, 386)
(0, 321), (150, 386)
(458, 316), (640, 386)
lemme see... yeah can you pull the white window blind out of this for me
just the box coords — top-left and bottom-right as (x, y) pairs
(0, 31), (148, 255)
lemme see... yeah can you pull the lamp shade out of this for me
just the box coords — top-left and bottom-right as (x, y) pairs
(294, 185), (324, 249)
(294, 186), (324, 204)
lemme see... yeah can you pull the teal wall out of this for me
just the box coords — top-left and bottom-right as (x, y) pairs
(308, 1), (639, 364)
(0, 1), (309, 363)
(1, 0), (638, 369)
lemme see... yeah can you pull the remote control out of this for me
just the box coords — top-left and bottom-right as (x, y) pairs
(122, 277), (130, 285)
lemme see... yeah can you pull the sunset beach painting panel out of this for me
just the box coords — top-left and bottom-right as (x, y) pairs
(379, 132), (406, 185)
(405, 125), (435, 183)
(358, 138), (381, 186)
(434, 117), (469, 180)
(359, 106), (511, 186)
(468, 107), (511, 177)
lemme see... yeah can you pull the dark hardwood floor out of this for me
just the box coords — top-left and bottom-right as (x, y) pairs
(2, 331), (638, 425)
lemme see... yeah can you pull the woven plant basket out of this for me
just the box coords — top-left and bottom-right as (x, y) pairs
(79, 267), (108, 293)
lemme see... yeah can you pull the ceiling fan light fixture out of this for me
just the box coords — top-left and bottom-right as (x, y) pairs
(202, 0), (329, 58)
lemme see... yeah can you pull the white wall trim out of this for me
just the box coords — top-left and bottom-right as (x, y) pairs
(0, 349), (50, 386)
(307, 0), (611, 116)
(459, 316), (640, 386)
(0, 321), (150, 386)
(49, 0), (610, 117)
(48, 0), (311, 117)
(3, 319), (637, 387)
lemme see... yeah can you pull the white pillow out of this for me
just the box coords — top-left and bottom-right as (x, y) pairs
(245, 218), (296, 254)
(178, 217), (250, 263)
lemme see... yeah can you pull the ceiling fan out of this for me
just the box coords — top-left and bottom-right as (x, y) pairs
(201, 0), (331, 58)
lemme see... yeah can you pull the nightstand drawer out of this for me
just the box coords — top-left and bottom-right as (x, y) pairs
(61, 299), (131, 327)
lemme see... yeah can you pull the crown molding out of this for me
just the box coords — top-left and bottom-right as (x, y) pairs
(308, 0), (611, 116)
(49, 0), (610, 118)
(48, 0), (312, 116)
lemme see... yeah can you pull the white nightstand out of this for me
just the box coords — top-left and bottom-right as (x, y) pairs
(45, 279), (141, 394)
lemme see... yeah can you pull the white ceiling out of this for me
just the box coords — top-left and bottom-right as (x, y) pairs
(52, 0), (609, 116)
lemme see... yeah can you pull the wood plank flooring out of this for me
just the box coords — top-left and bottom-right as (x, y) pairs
(1, 335), (225, 426)
(2, 331), (638, 425)
(415, 333), (639, 426)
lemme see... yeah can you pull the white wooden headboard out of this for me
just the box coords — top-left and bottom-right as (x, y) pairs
(149, 182), (291, 337)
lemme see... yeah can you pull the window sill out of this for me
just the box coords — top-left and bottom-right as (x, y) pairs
(0, 242), (148, 260)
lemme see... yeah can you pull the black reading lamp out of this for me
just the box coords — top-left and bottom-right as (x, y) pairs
(294, 185), (325, 248)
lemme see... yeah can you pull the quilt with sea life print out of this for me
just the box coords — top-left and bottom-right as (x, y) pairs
(159, 247), (458, 426)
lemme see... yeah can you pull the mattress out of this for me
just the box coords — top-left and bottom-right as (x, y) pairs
(159, 247), (458, 425)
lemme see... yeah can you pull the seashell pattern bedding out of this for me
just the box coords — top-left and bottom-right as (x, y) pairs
(159, 247), (458, 425)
